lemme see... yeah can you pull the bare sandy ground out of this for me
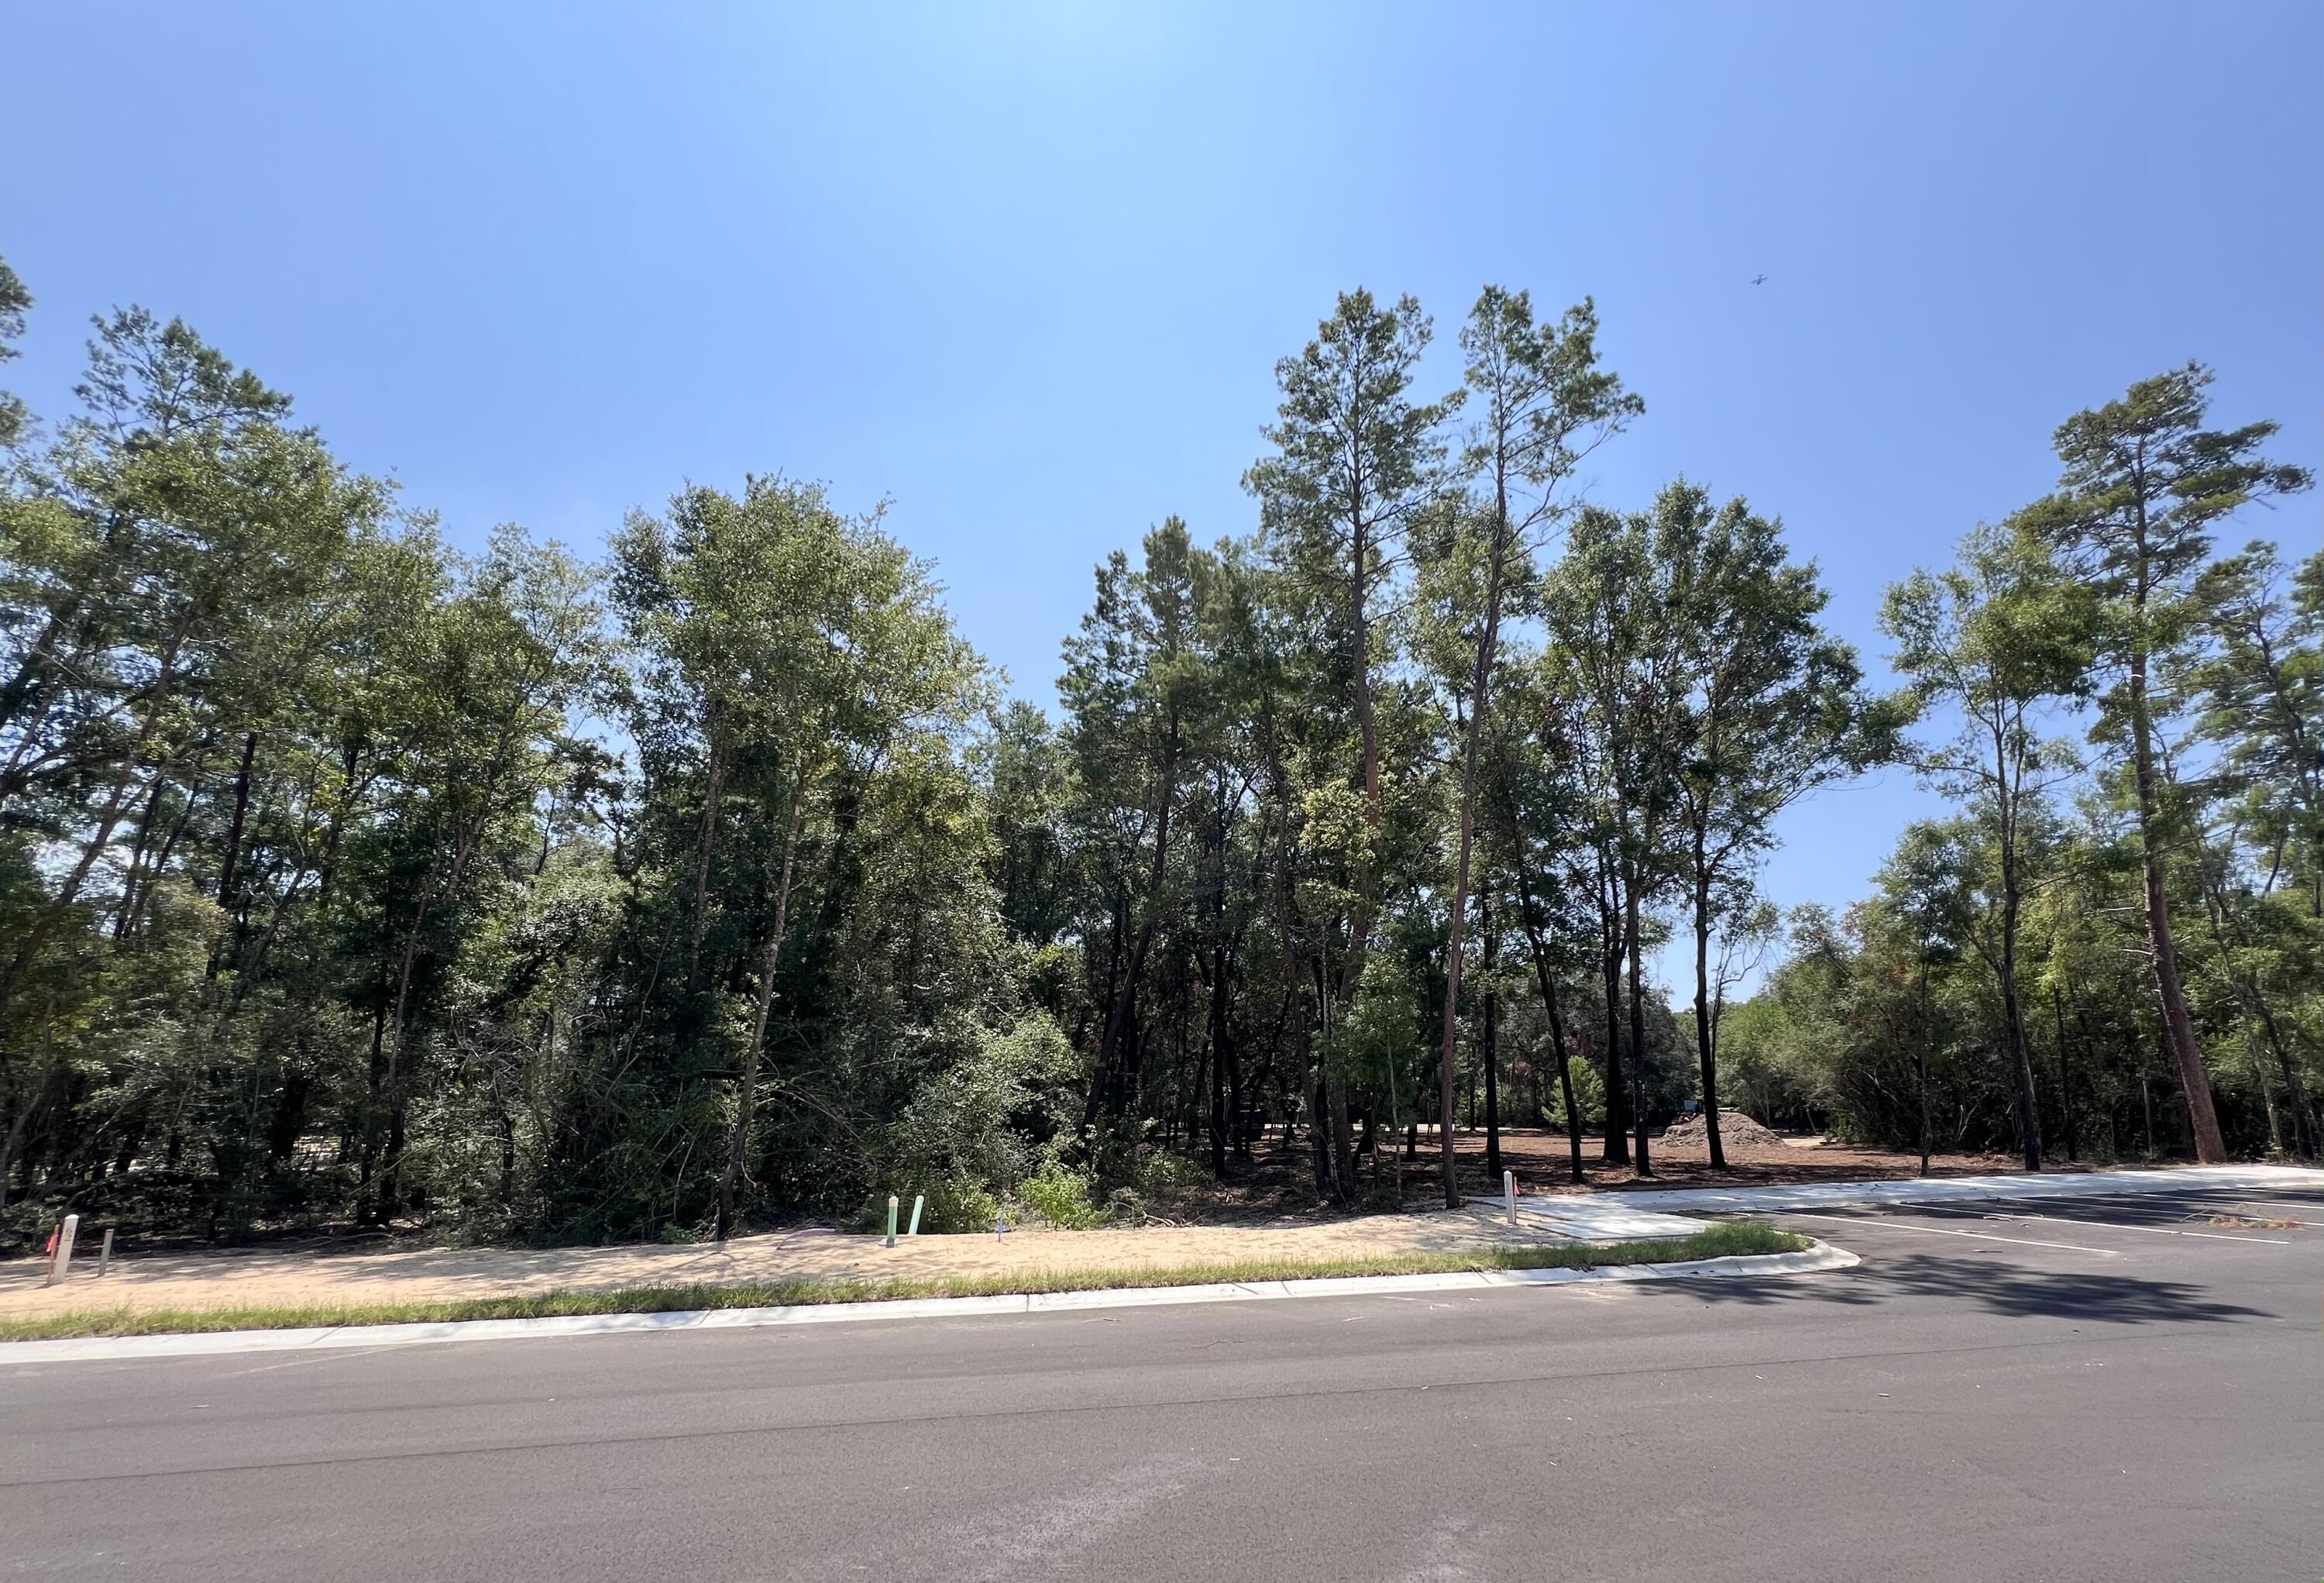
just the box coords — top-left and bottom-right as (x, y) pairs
(0, 1205), (1581, 1321)
(3, 1129), (2045, 1323)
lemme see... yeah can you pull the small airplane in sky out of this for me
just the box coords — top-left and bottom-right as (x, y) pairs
(1750, 274), (1768, 285)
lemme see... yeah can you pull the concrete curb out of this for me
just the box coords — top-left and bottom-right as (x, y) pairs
(0, 1241), (1859, 1366)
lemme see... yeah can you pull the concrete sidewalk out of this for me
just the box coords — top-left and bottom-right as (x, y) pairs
(1470, 1162), (2324, 1236)
(1464, 1195), (1711, 1239)
(1591, 1161), (2324, 1214)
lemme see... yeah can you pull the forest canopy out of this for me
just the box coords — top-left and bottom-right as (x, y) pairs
(0, 256), (2314, 1248)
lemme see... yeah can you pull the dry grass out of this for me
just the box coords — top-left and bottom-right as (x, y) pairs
(2206, 1213), (2302, 1230)
(0, 1220), (1806, 1342)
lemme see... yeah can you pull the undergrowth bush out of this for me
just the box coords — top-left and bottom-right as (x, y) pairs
(1017, 1161), (1101, 1229)
(858, 1176), (1000, 1235)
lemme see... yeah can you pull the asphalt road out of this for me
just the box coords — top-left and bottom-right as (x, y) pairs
(4, 1185), (2319, 1582)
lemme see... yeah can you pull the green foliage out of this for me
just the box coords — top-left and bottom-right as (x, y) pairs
(877, 1013), (1078, 1213)
(1538, 1056), (1604, 1130)
(1332, 954), (1423, 1103)
(1016, 1159), (1101, 1229)
(871, 1178), (999, 1237)
(0, 279), (2312, 1266)
(0, 251), (29, 451)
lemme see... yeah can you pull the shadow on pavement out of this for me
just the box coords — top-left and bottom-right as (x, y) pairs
(1679, 1252), (2270, 1324)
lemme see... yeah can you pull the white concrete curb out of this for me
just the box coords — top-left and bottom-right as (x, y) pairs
(0, 1241), (1858, 1367)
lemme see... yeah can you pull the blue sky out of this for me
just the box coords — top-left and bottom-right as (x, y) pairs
(5, 2), (2318, 983)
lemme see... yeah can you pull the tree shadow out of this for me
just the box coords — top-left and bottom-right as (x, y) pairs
(1679, 1251), (2271, 1324)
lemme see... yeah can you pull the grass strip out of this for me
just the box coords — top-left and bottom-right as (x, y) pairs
(0, 1220), (1807, 1342)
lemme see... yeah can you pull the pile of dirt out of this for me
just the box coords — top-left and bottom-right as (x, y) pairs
(1656, 1110), (1788, 1150)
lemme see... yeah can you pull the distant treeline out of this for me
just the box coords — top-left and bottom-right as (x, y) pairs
(0, 252), (2312, 1247)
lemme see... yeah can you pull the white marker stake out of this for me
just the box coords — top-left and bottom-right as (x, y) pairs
(885, 1195), (899, 1248)
(1504, 1170), (1518, 1227)
(45, 1213), (78, 1287)
(906, 1196), (923, 1237)
(97, 1227), (113, 1278)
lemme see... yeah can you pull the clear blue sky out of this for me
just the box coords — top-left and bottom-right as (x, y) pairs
(5, 2), (2319, 981)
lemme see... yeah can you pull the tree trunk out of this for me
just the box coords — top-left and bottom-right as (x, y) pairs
(357, 996), (387, 1197)
(1309, 1074), (1332, 1196)
(1481, 981), (1501, 1182)
(1997, 892), (2042, 1172)
(1329, 1069), (1358, 1203)
(0, 726), (163, 1018)
(376, 819), (489, 1218)
(2129, 639), (2226, 1160)
(683, 730), (728, 993)
(715, 760), (811, 1242)
(2052, 984), (2078, 1162)
(1267, 790), (1328, 1199)
(2195, 839), (2313, 1159)
(1206, 769), (1233, 1177)
(0, 1067), (43, 1211)
(1207, 941), (1230, 1177)
(1512, 871), (1587, 1185)
(1435, 881), (1467, 1209)
(1094, 729), (1180, 1126)
(112, 761), (174, 942)
(215, 730), (260, 910)
(1333, 504), (1378, 1209)
(2265, 1006), (2315, 1160)
(1343, 511), (1380, 1000)
(1227, 984), (1247, 1161)
(1435, 487), (1511, 1208)
(1992, 711), (2042, 1173)
(1688, 844), (1726, 1169)
(1917, 965), (1932, 1179)
(201, 731), (261, 979)
(1598, 860), (1630, 1164)
(1625, 875), (1652, 1177)
(1083, 882), (1129, 1127)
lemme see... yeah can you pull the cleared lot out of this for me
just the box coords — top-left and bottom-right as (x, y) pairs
(4, 1185), (2317, 1581)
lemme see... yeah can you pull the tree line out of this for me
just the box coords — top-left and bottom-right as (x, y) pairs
(0, 249), (2312, 1247)
(1734, 370), (2316, 1169)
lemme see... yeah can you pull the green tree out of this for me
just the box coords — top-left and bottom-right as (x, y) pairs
(2016, 366), (2312, 1161)
(1245, 288), (1453, 1198)
(2187, 544), (2321, 1153)
(1058, 518), (1207, 1128)
(1542, 494), (1700, 1173)
(1875, 823), (1979, 1173)
(2195, 543), (2322, 918)
(615, 479), (985, 1239)
(1478, 669), (1598, 1183)
(0, 253), (29, 450)
(1882, 521), (2097, 1170)
(361, 527), (602, 1218)
(1425, 288), (1637, 1204)
(1662, 486), (1900, 1166)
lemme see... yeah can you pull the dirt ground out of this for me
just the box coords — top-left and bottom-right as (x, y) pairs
(0, 1126), (2044, 1323)
(1161, 1124), (2039, 1221)
(1463, 1125), (2033, 1193)
(1, 1200), (1589, 1322)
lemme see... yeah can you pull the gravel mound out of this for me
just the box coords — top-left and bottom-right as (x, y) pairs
(1657, 1110), (1787, 1150)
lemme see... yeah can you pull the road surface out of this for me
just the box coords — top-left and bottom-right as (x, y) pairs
(5, 1183), (2319, 1581)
